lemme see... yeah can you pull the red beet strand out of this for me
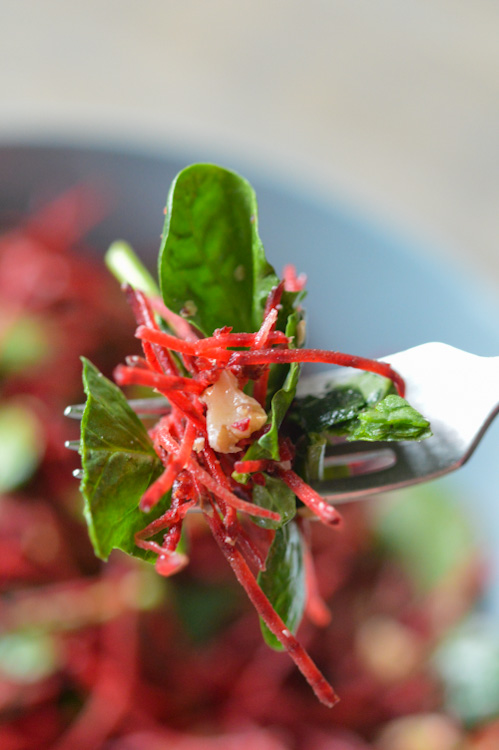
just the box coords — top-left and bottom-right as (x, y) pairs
(204, 502), (339, 708)
(227, 348), (405, 396)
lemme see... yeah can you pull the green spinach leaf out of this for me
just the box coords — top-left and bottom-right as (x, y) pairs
(251, 474), (296, 529)
(265, 308), (303, 401)
(292, 371), (430, 443)
(292, 371), (395, 435)
(351, 371), (396, 405)
(294, 386), (367, 434)
(173, 580), (244, 645)
(79, 358), (167, 561)
(258, 364), (301, 460)
(257, 520), (305, 650)
(158, 164), (279, 335)
(349, 394), (432, 441)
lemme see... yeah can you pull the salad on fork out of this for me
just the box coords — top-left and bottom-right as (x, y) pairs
(72, 163), (432, 705)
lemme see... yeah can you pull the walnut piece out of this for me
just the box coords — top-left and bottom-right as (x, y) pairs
(200, 370), (267, 453)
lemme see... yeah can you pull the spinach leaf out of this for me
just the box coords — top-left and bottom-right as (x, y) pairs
(292, 371), (430, 443)
(251, 474), (296, 529)
(259, 365), (301, 460)
(294, 386), (367, 434)
(351, 371), (396, 405)
(158, 164), (279, 335)
(257, 520), (305, 650)
(258, 345), (302, 462)
(292, 372), (395, 435)
(79, 358), (167, 562)
(349, 394), (432, 441)
(266, 309), (303, 401)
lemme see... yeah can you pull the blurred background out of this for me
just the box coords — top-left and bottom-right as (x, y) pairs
(1, 2), (499, 749)
(1, 0), (499, 291)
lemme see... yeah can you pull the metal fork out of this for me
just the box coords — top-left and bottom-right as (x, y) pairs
(65, 343), (498, 503)
(296, 343), (499, 503)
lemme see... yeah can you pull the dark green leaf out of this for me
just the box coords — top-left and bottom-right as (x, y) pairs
(349, 394), (432, 441)
(261, 308), (302, 439)
(79, 358), (167, 561)
(158, 163), (279, 335)
(293, 386), (366, 434)
(292, 372), (395, 435)
(266, 309), (304, 401)
(257, 520), (305, 650)
(258, 361), (301, 460)
(292, 373), (430, 443)
(275, 289), (305, 336)
(251, 474), (296, 529)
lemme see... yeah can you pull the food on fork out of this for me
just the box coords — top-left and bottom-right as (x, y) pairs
(75, 164), (430, 704)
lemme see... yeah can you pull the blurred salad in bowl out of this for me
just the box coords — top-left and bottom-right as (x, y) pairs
(0, 146), (498, 750)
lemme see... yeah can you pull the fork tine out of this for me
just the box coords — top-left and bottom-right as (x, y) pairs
(315, 438), (458, 504)
(64, 395), (169, 419)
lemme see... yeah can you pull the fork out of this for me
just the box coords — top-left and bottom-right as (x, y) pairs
(296, 342), (499, 503)
(65, 343), (499, 504)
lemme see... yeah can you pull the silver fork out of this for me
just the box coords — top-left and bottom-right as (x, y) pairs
(297, 342), (499, 503)
(65, 343), (499, 503)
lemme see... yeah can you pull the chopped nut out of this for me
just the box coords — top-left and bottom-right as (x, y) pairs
(200, 370), (267, 453)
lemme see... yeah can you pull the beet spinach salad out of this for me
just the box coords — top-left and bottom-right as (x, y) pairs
(76, 163), (431, 706)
